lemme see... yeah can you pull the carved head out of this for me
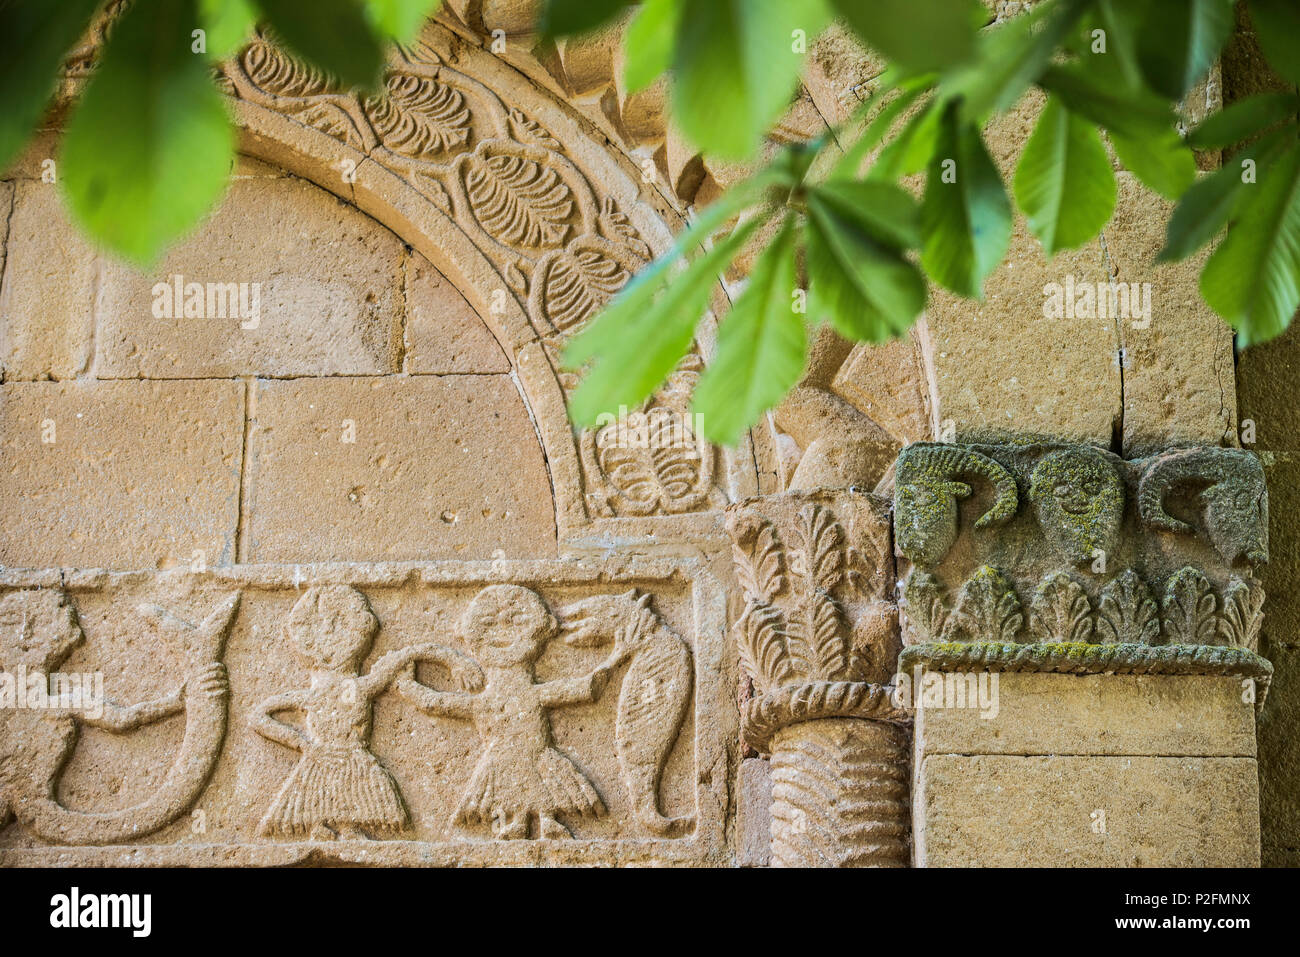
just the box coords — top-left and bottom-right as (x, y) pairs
(462, 584), (556, 666)
(557, 589), (650, 648)
(1028, 448), (1124, 567)
(285, 585), (378, 671)
(894, 445), (1018, 566)
(1138, 448), (1269, 567)
(0, 590), (82, 673)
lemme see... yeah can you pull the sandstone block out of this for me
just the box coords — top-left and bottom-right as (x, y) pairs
(916, 753), (1260, 866)
(0, 181), (98, 380)
(244, 375), (556, 562)
(0, 380), (244, 569)
(404, 255), (510, 374)
(95, 176), (404, 379)
(914, 673), (1257, 758)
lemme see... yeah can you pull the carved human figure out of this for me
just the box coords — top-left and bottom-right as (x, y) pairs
(396, 584), (628, 840)
(251, 586), (480, 840)
(1028, 448), (1125, 567)
(0, 588), (238, 845)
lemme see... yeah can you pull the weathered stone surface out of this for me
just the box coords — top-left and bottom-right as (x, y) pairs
(736, 757), (772, 867)
(0, 380), (244, 569)
(914, 673), (1257, 758)
(0, 559), (730, 865)
(1259, 641), (1300, 866)
(244, 375), (557, 562)
(917, 216), (1119, 446)
(916, 753), (1260, 867)
(1107, 173), (1238, 456)
(0, 181), (98, 380)
(831, 335), (932, 446)
(404, 254), (510, 374)
(95, 176), (405, 379)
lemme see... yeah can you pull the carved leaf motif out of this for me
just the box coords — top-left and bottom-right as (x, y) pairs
(902, 572), (947, 644)
(465, 154), (573, 248)
(365, 74), (471, 157)
(730, 515), (786, 605)
(794, 505), (843, 590)
(1028, 572), (1094, 643)
(1161, 567), (1218, 645)
(593, 429), (708, 515)
(544, 248), (630, 332)
(941, 565), (1023, 644)
(598, 197), (652, 260)
(509, 108), (560, 149)
(1219, 577), (1265, 652)
(735, 603), (795, 691)
(240, 38), (335, 98)
(786, 588), (847, 681)
(1096, 570), (1160, 645)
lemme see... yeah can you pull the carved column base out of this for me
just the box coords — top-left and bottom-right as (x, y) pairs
(769, 717), (909, 868)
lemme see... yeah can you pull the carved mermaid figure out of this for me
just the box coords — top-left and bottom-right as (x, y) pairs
(251, 585), (481, 840)
(0, 588), (239, 846)
(397, 584), (628, 840)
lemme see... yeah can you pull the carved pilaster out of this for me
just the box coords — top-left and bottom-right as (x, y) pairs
(893, 442), (1270, 866)
(726, 489), (909, 867)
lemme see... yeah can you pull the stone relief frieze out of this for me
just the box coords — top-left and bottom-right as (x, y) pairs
(0, 561), (724, 865)
(893, 442), (1271, 689)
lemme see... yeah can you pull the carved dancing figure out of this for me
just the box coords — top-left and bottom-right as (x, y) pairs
(396, 584), (628, 840)
(0, 588), (239, 846)
(251, 585), (481, 840)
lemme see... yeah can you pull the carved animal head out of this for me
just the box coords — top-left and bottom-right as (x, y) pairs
(894, 445), (1019, 566)
(1138, 448), (1268, 567)
(461, 584), (556, 666)
(1027, 448), (1125, 566)
(558, 589), (655, 649)
(285, 585), (378, 671)
(0, 590), (83, 674)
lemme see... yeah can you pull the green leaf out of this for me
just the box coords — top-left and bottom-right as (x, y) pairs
(1202, 143), (1300, 346)
(1111, 128), (1196, 200)
(943, 0), (1085, 125)
(1038, 64), (1177, 141)
(61, 0), (235, 265)
(1249, 0), (1300, 87)
(1186, 92), (1298, 150)
(365, 0), (442, 42)
(565, 217), (765, 426)
(1014, 96), (1116, 255)
(671, 0), (829, 160)
(824, 73), (929, 182)
(809, 180), (921, 250)
(621, 0), (681, 93)
(1160, 130), (1290, 262)
(1136, 0), (1233, 100)
(1089, 0), (1145, 90)
(805, 192), (927, 341)
(539, 0), (632, 37)
(0, 0), (103, 173)
(831, 0), (979, 73)
(692, 221), (804, 446)
(921, 106), (1012, 298)
(254, 0), (385, 90)
(201, 0), (258, 59)
(867, 99), (942, 181)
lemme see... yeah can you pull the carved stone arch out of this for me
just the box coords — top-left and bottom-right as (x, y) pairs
(217, 21), (773, 542)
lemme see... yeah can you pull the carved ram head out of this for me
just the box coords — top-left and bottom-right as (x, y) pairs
(894, 445), (1019, 566)
(1138, 447), (1269, 567)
